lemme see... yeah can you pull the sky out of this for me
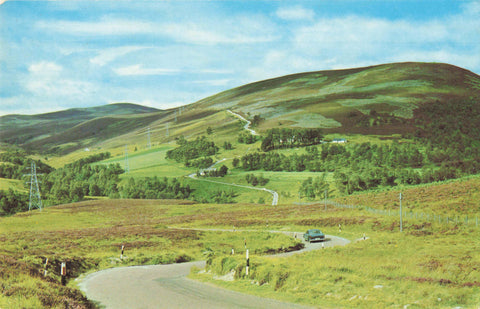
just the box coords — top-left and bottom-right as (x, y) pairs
(1, 0), (479, 115)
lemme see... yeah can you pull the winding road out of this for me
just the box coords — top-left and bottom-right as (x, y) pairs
(79, 232), (349, 309)
(187, 110), (279, 205)
(227, 110), (258, 136)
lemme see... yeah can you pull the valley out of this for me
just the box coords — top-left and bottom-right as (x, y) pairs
(1, 62), (480, 308)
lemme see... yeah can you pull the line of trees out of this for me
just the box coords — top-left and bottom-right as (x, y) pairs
(245, 173), (269, 187)
(0, 149), (54, 179)
(166, 136), (218, 164)
(261, 128), (323, 151)
(120, 176), (192, 199)
(41, 154), (123, 204)
(0, 189), (28, 216)
(237, 140), (480, 194)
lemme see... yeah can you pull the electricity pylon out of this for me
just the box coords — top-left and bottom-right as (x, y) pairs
(147, 127), (152, 149)
(124, 145), (130, 174)
(25, 161), (43, 211)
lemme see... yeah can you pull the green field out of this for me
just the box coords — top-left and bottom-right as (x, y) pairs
(0, 178), (26, 192)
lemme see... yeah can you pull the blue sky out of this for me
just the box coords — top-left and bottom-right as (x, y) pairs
(1, 0), (479, 115)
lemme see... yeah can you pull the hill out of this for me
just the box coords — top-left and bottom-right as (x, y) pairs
(0, 103), (162, 154)
(196, 62), (480, 134)
(1, 62), (479, 155)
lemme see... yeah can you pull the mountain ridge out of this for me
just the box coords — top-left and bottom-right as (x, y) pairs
(2, 62), (479, 154)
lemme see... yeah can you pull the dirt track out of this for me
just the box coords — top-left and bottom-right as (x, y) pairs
(79, 233), (349, 308)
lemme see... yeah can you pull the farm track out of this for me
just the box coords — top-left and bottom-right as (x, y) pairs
(79, 229), (349, 309)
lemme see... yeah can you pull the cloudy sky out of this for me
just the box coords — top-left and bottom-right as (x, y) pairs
(1, 0), (479, 115)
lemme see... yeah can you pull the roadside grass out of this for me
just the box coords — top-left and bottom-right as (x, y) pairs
(192, 211), (480, 309)
(335, 174), (480, 216)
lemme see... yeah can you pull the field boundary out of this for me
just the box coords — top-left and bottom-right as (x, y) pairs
(324, 200), (480, 228)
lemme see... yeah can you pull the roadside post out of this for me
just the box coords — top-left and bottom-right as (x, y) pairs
(44, 258), (48, 277)
(324, 189), (327, 210)
(246, 249), (250, 276)
(399, 193), (403, 232)
(61, 262), (67, 286)
(121, 245), (125, 260)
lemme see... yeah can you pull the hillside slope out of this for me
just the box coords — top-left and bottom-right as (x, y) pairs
(195, 62), (480, 134)
(2, 62), (479, 155)
(0, 103), (162, 154)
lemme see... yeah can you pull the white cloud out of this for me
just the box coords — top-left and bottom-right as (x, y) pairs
(288, 8), (480, 72)
(191, 79), (231, 86)
(113, 64), (180, 76)
(28, 61), (62, 76)
(160, 21), (277, 45)
(276, 6), (314, 21)
(90, 46), (150, 66)
(35, 15), (277, 45)
(36, 17), (155, 36)
(26, 61), (98, 99)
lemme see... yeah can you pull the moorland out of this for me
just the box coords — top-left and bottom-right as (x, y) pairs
(1, 62), (480, 308)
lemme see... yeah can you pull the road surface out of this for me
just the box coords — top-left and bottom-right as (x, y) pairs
(79, 232), (349, 309)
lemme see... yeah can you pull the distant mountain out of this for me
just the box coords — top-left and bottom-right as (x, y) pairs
(0, 103), (162, 154)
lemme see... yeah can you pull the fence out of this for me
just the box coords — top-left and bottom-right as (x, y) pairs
(325, 200), (479, 228)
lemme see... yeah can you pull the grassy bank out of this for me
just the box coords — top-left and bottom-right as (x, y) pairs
(193, 214), (480, 308)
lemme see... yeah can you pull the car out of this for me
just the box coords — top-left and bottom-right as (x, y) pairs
(304, 229), (325, 242)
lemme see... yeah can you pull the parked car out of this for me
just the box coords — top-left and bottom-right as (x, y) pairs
(304, 229), (325, 242)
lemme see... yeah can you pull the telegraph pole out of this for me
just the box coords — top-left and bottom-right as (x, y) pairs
(399, 192), (403, 232)
(324, 189), (328, 211)
(25, 161), (43, 211)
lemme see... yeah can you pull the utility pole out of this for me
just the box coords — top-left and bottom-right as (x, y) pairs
(399, 192), (403, 232)
(147, 127), (151, 149)
(25, 161), (43, 211)
(124, 145), (130, 174)
(324, 189), (328, 211)
(166, 123), (169, 137)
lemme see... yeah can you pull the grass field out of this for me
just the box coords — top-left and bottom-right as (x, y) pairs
(0, 178), (26, 192)
(335, 175), (480, 216)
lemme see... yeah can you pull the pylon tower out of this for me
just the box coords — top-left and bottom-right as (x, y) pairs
(124, 145), (130, 173)
(26, 161), (43, 211)
(147, 127), (152, 149)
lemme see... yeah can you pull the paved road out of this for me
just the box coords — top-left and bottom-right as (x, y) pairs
(79, 231), (349, 309)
